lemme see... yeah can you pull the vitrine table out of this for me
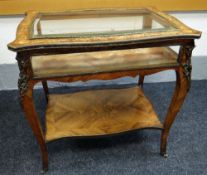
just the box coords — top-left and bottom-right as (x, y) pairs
(8, 7), (201, 171)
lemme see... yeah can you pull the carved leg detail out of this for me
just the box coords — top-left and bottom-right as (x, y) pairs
(138, 75), (145, 88)
(42, 81), (49, 103)
(160, 67), (189, 156)
(20, 82), (48, 171)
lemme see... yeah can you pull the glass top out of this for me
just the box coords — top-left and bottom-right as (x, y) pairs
(32, 9), (177, 39)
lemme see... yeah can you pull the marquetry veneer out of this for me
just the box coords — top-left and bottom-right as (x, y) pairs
(45, 87), (163, 141)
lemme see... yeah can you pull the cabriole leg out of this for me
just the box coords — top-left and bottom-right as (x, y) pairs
(160, 68), (188, 156)
(160, 43), (194, 157)
(19, 79), (48, 171)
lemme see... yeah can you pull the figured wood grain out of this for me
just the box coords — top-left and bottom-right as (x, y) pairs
(32, 47), (178, 78)
(45, 87), (163, 141)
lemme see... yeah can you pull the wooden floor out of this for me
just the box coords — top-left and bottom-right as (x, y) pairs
(45, 87), (163, 141)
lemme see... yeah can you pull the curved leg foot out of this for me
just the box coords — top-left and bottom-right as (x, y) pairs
(160, 67), (189, 156)
(160, 152), (168, 158)
(42, 166), (49, 174)
(20, 81), (48, 171)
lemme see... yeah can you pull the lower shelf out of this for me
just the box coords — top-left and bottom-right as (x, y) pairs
(45, 87), (163, 142)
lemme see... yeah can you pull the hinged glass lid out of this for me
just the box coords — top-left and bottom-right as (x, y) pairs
(31, 9), (177, 39)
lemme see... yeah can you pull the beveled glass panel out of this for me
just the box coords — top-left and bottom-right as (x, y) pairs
(32, 9), (177, 39)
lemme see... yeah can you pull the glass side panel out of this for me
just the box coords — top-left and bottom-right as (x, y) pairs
(31, 47), (178, 78)
(32, 10), (177, 39)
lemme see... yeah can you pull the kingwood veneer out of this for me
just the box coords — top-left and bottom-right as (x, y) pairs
(8, 7), (201, 172)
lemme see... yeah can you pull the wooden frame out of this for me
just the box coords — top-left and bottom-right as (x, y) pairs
(1, 0), (207, 15)
(8, 8), (201, 172)
(8, 7), (201, 51)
